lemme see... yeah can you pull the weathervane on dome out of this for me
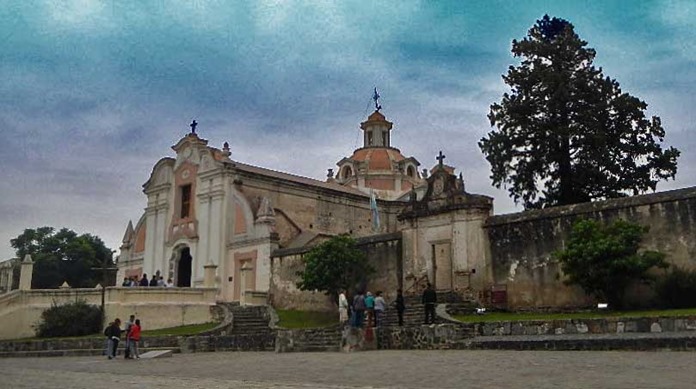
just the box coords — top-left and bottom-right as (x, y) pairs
(373, 87), (382, 112)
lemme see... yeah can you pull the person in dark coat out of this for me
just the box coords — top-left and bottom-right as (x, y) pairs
(139, 274), (149, 287)
(105, 318), (122, 359)
(421, 283), (437, 324)
(395, 289), (405, 326)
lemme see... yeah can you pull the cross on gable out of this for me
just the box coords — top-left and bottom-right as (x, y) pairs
(190, 120), (198, 134)
(436, 150), (446, 166)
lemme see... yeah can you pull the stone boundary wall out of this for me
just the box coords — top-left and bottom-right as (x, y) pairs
(473, 316), (696, 336)
(270, 233), (402, 311)
(485, 186), (696, 309)
(0, 333), (275, 358)
(378, 324), (475, 350)
(0, 287), (218, 340)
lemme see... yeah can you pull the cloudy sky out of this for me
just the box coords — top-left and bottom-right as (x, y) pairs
(1, 0), (694, 260)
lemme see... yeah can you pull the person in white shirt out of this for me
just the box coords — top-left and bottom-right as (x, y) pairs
(374, 291), (387, 327)
(338, 289), (349, 325)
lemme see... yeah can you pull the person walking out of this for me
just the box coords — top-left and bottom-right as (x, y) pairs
(338, 289), (349, 325)
(374, 291), (386, 327)
(395, 289), (405, 326)
(128, 319), (142, 359)
(422, 283), (437, 324)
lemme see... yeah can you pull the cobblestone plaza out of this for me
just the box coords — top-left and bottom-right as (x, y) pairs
(1, 350), (694, 389)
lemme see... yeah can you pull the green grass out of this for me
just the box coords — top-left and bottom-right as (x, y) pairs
(141, 322), (219, 336)
(453, 308), (696, 323)
(275, 309), (337, 329)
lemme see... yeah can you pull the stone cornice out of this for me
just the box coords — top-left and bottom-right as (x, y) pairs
(485, 186), (696, 228)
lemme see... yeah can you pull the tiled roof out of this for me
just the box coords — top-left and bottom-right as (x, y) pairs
(233, 161), (369, 197)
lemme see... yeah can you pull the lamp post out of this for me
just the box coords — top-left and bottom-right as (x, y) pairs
(91, 252), (118, 327)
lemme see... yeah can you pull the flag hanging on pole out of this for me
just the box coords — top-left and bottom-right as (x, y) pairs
(370, 189), (381, 232)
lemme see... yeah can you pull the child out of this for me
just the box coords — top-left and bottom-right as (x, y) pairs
(128, 319), (142, 359)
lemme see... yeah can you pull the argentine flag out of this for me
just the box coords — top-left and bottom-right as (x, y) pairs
(370, 189), (381, 232)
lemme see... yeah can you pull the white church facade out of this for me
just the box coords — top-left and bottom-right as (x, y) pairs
(117, 110), (495, 306)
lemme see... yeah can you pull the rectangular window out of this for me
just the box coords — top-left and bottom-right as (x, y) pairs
(180, 184), (192, 218)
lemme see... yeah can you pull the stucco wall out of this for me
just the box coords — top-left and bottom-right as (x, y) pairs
(0, 287), (217, 340)
(269, 234), (402, 311)
(486, 187), (696, 309)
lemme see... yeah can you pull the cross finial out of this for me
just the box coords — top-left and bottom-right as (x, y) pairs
(372, 87), (382, 112)
(436, 150), (446, 166)
(190, 120), (198, 134)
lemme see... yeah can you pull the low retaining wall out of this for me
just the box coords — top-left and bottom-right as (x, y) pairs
(378, 324), (475, 350)
(0, 332), (276, 358)
(473, 316), (696, 336)
(0, 287), (218, 340)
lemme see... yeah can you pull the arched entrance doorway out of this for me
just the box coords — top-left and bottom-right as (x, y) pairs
(177, 247), (192, 287)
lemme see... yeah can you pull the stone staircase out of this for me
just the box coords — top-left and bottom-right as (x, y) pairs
(383, 291), (475, 327)
(276, 325), (343, 352)
(229, 305), (274, 335)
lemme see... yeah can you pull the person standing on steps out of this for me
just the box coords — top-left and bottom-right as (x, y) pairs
(365, 291), (375, 327)
(422, 283), (437, 324)
(374, 291), (386, 327)
(338, 289), (349, 326)
(352, 290), (366, 328)
(395, 289), (405, 326)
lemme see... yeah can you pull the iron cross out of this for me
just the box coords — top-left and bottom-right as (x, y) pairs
(436, 150), (446, 166)
(190, 120), (198, 134)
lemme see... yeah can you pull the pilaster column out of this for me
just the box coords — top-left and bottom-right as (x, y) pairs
(203, 261), (218, 288)
(19, 255), (33, 291)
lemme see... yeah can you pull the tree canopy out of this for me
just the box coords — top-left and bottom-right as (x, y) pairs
(554, 219), (668, 309)
(480, 15), (680, 209)
(296, 235), (373, 303)
(10, 227), (114, 289)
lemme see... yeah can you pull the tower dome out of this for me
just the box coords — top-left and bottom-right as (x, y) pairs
(335, 110), (422, 200)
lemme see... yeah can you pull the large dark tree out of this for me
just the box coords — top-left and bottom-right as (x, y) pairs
(480, 15), (680, 209)
(10, 227), (114, 289)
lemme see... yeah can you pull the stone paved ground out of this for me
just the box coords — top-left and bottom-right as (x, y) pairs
(1, 350), (695, 389)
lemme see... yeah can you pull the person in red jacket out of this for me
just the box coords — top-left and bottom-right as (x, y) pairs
(128, 319), (142, 359)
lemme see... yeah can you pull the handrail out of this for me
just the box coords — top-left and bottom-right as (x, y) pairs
(404, 274), (429, 295)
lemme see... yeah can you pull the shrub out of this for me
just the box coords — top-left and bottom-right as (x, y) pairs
(655, 267), (696, 309)
(554, 219), (668, 309)
(35, 300), (102, 338)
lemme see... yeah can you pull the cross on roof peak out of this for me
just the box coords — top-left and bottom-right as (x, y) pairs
(190, 119), (198, 134)
(436, 150), (446, 166)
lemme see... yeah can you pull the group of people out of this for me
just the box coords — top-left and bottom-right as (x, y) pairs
(104, 314), (142, 360)
(338, 283), (439, 327)
(339, 289), (405, 328)
(121, 272), (174, 288)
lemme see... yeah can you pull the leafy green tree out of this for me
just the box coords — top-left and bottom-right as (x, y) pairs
(10, 227), (114, 289)
(555, 219), (668, 309)
(480, 15), (679, 209)
(296, 235), (374, 303)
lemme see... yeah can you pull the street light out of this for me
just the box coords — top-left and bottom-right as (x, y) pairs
(91, 251), (118, 327)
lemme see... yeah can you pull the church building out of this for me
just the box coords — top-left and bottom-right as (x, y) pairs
(117, 108), (495, 306)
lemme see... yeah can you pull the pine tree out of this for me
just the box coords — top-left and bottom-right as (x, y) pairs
(480, 15), (680, 209)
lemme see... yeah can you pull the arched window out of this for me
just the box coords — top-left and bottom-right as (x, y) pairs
(342, 166), (353, 179)
(406, 165), (415, 178)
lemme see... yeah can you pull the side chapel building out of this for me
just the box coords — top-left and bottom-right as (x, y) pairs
(117, 109), (495, 307)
